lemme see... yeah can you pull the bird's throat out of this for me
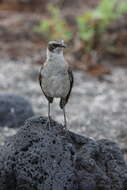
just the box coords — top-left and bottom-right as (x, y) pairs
(46, 49), (64, 63)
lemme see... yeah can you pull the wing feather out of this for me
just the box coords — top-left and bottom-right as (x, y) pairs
(39, 65), (53, 103)
(60, 68), (74, 109)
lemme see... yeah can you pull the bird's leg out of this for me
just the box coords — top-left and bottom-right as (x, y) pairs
(63, 107), (67, 130)
(48, 102), (51, 125)
(46, 102), (51, 129)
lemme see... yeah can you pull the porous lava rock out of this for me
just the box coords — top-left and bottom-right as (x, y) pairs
(0, 116), (127, 190)
(0, 94), (34, 128)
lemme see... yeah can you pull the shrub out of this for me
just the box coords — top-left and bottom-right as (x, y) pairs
(77, 0), (127, 52)
(35, 0), (127, 53)
(35, 4), (72, 41)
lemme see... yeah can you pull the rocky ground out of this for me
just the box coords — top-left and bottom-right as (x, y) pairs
(1, 116), (127, 190)
(0, 59), (127, 159)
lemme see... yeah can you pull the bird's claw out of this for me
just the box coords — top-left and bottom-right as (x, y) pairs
(45, 116), (52, 130)
(64, 124), (67, 130)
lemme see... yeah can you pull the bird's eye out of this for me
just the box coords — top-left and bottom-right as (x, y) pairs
(52, 44), (58, 48)
(48, 43), (59, 51)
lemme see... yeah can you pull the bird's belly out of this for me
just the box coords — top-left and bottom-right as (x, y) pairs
(42, 75), (70, 98)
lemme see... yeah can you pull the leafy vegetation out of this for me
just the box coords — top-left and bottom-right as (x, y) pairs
(35, 4), (72, 41)
(36, 0), (127, 52)
(77, 0), (127, 52)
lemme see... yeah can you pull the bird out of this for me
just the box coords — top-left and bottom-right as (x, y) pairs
(39, 40), (73, 129)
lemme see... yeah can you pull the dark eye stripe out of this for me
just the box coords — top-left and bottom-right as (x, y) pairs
(48, 44), (60, 51)
(53, 44), (60, 48)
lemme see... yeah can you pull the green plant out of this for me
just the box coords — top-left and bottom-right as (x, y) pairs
(35, 1), (127, 54)
(35, 4), (72, 41)
(77, 0), (127, 52)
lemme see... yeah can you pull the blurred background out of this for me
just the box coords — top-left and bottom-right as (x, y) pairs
(0, 0), (127, 159)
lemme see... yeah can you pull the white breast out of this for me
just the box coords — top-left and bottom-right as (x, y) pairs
(41, 55), (70, 98)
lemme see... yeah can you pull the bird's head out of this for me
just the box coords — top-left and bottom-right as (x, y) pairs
(47, 40), (67, 55)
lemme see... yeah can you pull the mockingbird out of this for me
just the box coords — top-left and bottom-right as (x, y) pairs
(39, 40), (73, 129)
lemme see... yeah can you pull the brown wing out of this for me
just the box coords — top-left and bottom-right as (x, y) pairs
(39, 65), (53, 103)
(60, 68), (74, 109)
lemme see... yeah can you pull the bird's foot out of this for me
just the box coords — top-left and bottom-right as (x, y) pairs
(64, 124), (67, 130)
(45, 116), (52, 130)
(62, 125), (70, 139)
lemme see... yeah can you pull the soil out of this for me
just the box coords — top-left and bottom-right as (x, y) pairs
(0, 0), (99, 12)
